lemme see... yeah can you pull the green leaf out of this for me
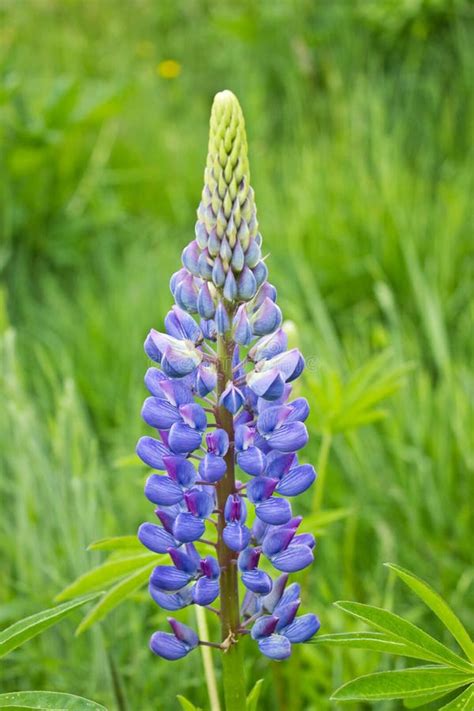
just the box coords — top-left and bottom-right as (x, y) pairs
(0, 593), (101, 659)
(385, 563), (474, 663)
(335, 601), (473, 673)
(403, 689), (456, 708)
(438, 684), (474, 710)
(176, 695), (202, 711)
(246, 679), (264, 711)
(76, 562), (156, 634)
(311, 632), (433, 660)
(55, 553), (157, 601)
(87, 535), (143, 552)
(331, 666), (473, 702)
(0, 691), (106, 709)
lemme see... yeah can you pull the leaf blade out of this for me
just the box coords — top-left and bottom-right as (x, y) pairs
(310, 632), (438, 661)
(385, 563), (474, 662)
(0, 691), (106, 709)
(438, 684), (474, 710)
(0, 593), (101, 659)
(246, 679), (264, 711)
(331, 667), (473, 702)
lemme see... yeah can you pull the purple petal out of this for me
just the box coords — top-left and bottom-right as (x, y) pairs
(267, 422), (309, 452)
(247, 477), (278, 503)
(223, 523), (251, 551)
(224, 494), (247, 523)
(174, 273), (199, 313)
(287, 397), (310, 422)
(223, 270), (237, 302)
(168, 547), (199, 574)
(150, 566), (192, 591)
(275, 582), (301, 611)
(138, 522), (176, 553)
(144, 333), (162, 362)
(233, 304), (253, 345)
(181, 240), (201, 276)
(195, 220), (208, 249)
(192, 577), (220, 606)
(136, 436), (170, 470)
(197, 282), (215, 320)
(271, 544), (314, 572)
(247, 369), (285, 401)
(219, 382), (245, 415)
(144, 367), (167, 397)
(159, 379), (194, 407)
(179, 403), (207, 431)
(261, 527), (296, 557)
(258, 634), (292, 660)
(241, 569), (273, 594)
(168, 618), (200, 647)
(173, 512), (206, 542)
(231, 240), (245, 272)
(265, 451), (296, 478)
(262, 349), (305, 382)
(251, 615), (279, 640)
(199, 453), (227, 483)
(261, 574), (289, 613)
(252, 261), (269, 290)
(149, 631), (191, 660)
(237, 266), (257, 301)
(283, 614), (321, 643)
(215, 301), (230, 334)
(249, 329), (288, 362)
(256, 497), (292, 525)
(196, 363), (217, 396)
(206, 429), (229, 456)
(168, 422), (202, 454)
(237, 547), (261, 572)
(212, 257), (225, 288)
(276, 464), (316, 496)
(200, 556), (220, 579)
(293, 533), (316, 548)
(275, 601), (300, 630)
(163, 456), (196, 488)
(257, 406), (292, 436)
(184, 489), (214, 519)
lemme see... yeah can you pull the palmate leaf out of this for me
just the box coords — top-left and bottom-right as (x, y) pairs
(75, 562), (157, 635)
(335, 602), (473, 673)
(331, 666), (474, 702)
(438, 684), (474, 710)
(311, 632), (436, 661)
(385, 563), (474, 662)
(0, 691), (106, 710)
(55, 552), (157, 601)
(403, 689), (459, 708)
(0, 593), (101, 659)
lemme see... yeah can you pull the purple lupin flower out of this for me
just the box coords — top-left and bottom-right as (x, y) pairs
(137, 91), (319, 706)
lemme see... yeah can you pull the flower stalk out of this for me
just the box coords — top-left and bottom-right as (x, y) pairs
(136, 90), (320, 710)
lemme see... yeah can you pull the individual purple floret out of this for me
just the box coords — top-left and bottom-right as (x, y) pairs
(136, 91), (319, 675)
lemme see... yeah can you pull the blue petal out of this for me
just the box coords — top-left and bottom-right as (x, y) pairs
(223, 270), (237, 302)
(237, 266), (257, 301)
(249, 329), (287, 362)
(163, 456), (196, 488)
(276, 464), (316, 496)
(185, 489), (215, 519)
(247, 369), (285, 401)
(199, 453), (227, 483)
(233, 303), (253, 345)
(237, 546), (261, 572)
(165, 305), (201, 342)
(215, 301), (230, 334)
(178, 403), (207, 431)
(150, 566), (192, 592)
(144, 474), (184, 506)
(256, 497), (292, 525)
(141, 397), (180, 430)
(173, 513), (206, 542)
(196, 363), (217, 396)
(258, 634), (291, 660)
(241, 569), (273, 594)
(265, 451), (296, 478)
(181, 240), (201, 277)
(252, 261), (269, 290)
(260, 574), (290, 613)
(275, 582), (301, 611)
(168, 423), (202, 454)
(283, 613), (321, 643)
(138, 522), (176, 553)
(271, 544), (314, 572)
(237, 447), (267, 476)
(144, 333), (162, 362)
(223, 523), (251, 551)
(168, 618), (200, 647)
(251, 297), (282, 337)
(136, 436), (170, 470)
(206, 429), (229, 456)
(261, 527), (296, 557)
(257, 406), (292, 435)
(275, 601), (300, 630)
(168, 546), (200, 574)
(197, 283), (216, 319)
(192, 577), (220, 606)
(144, 367), (167, 397)
(267, 422), (309, 452)
(287, 397), (310, 422)
(149, 585), (192, 610)
(149, 631), (191, 660)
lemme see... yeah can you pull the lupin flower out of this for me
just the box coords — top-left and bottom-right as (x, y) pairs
(137, 91), (319, 707)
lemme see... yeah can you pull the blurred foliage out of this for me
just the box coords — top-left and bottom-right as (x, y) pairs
(0, 0), (473, 709)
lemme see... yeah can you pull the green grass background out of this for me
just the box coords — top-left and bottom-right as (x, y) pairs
(1, 1), (473, 709)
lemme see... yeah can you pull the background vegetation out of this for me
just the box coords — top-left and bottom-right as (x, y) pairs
(1, 1), (473, 709)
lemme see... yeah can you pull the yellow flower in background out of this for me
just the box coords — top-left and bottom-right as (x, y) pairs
(157, 60), (182, 79)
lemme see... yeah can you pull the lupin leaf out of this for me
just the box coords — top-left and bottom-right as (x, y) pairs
(385, 563), (474, 662)
(55, 552), (158, 601)
(75, 562), (156, 635)
(87, 535), (142, 552)
(335, 602), (473, 673)
(0, 691), (106, 710)
(310, 632), (435, 661)
(438, 684), (474, 710)
(330, 667), (473, 702)
(176, 695), (202, 711)
(0, 593), (101, 658)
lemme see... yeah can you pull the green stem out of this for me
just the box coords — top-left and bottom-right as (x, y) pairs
(312, 429), (332, 513)
(215, 325), (247, 711)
